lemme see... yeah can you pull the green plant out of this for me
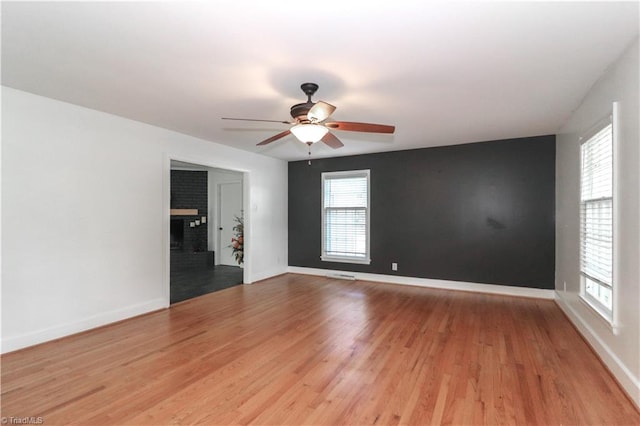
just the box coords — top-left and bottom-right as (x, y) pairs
(229, 214), (244, 265)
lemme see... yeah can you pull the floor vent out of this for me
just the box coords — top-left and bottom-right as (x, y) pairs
(326, 273), (356, 281)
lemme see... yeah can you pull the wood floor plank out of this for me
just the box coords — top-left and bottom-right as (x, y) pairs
(1, 273), (638, 425)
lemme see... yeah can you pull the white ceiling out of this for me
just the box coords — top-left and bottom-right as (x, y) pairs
(2, 1), (638, 161)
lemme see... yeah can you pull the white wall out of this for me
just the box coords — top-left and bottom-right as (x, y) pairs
(555, 39), (639, 406)
(1, 87), (288, 352)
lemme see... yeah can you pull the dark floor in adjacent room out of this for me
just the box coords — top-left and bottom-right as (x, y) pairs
(170, 265), (243, 304)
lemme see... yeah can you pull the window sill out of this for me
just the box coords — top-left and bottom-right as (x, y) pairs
(321, 256), (371, 265)
(579, 294), (620, 335)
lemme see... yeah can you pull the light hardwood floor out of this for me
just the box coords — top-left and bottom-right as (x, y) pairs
(2, 274), (639, 425)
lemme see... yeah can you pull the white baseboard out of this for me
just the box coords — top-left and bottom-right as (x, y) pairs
(1, 265), (287, 353)
(1, 298), (167, 354)
(286, 267), (555, 299)
(555, 291), (640, 409)
(249, 267), (287, 284)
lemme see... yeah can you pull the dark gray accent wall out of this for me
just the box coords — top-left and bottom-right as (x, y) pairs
(171, 170), (208, 252)
(288, 135), (555, 289)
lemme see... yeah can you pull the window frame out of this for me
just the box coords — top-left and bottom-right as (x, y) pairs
(578, 112), (616, 326)
(321, 169), (371, 265)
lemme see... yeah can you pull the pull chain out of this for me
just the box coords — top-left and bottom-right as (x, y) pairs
(307, 142), (312, 166)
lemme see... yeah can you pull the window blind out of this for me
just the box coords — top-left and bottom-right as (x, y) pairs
(580, 123), (613, 311)
(322, 171), (370, 262)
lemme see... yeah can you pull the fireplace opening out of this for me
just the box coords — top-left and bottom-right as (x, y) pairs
(170, 219), (184, 250)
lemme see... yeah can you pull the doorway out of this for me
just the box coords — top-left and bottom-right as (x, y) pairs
(169, 161), (245, 304)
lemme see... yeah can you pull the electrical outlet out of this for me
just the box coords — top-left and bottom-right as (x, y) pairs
(392, 262), (398, 271)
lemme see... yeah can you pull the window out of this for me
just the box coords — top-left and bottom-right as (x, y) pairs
(580, 118), (614, 320)
(321, 170), (370, 264)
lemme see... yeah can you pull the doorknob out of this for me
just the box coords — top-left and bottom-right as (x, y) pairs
(219, 227), (223, 230)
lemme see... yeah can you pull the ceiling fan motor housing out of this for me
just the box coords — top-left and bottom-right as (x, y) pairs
(290, 102), (314, 123)
(290, 83), (319, 123)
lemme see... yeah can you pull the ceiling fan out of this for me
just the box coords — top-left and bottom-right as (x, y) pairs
(222, 82), (395, 151)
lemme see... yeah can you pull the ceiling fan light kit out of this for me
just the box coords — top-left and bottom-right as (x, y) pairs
(290, 123), (328, 143)
(222, 82), (395, 151)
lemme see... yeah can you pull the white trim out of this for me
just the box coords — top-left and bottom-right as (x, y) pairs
(555, 291), (640, 409)
(579, 293), (618, 332)
(165, 154), (251, 287)
(320, 255), (371, 265)
(242, 172), (251, 284)
(611, 101), (621, 329)
(321, 169), (371, 264)
(286, 267), (555, 299)
(163, 154), (172, 306)
(1, 298), (166, 354)
(246, 268), (286, 284)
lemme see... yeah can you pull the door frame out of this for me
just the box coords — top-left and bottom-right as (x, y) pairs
(163, 154), (250, 307)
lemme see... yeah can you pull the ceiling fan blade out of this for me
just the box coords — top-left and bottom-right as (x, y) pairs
(307, 101), (336, 123)
(257, 129), (291, 146)
(321, 132), (344, 149)
(325, 121), (395, 134)
(222, 117), (292, 124)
